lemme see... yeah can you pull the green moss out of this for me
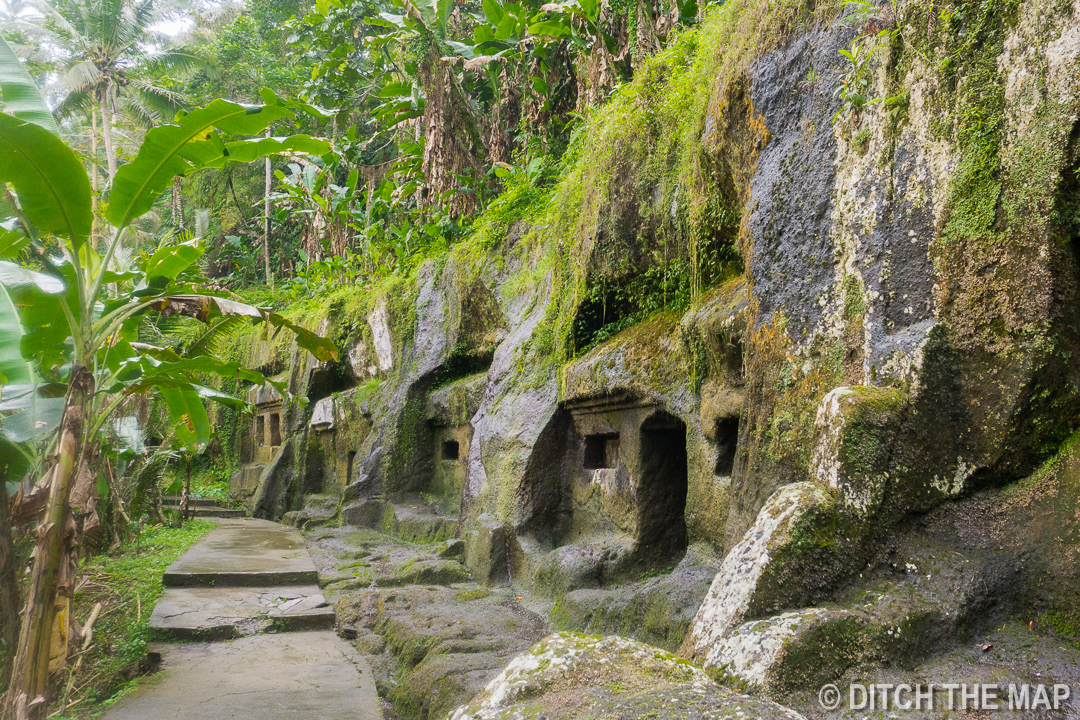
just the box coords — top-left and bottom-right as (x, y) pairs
(484, 0), (845, 389)
(851, 128), (872, 155)
(769, 615), (880, 691)
(841, 273), (866, 320)
(455, 588), (491, 601)
(1003, 430), (1080, 497)
(744, 317), (847, 480)
(1036, 609), (1080, 649)
(837, 386), (906, 479)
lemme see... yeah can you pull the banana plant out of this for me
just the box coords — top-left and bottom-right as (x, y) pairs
(0, 41), (338, 718)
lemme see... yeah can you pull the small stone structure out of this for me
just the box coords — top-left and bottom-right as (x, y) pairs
(231, 383), (285, 504)
(248, 384), (284, 464)
(561, 395), (688, 564)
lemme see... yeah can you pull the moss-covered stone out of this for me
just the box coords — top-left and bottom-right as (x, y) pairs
(448, 632), (806, 720)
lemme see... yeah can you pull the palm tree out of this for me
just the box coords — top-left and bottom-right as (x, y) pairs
(15, 0), (200, 184)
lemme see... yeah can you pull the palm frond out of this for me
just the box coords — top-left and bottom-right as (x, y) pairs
(25, 0), (82, 43)
(57, 57), (98, 92)
(51, 82), (92, 118)
(130, 0), (156, 25)
(124, 79), (186, 123)
(184, 316), (246, 358)
(116, 93), (161, 128)
(142, 47), (207, 74)
(95, 0), (127, 48)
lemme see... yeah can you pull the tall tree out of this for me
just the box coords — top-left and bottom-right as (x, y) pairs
(18, 0), (200, 181)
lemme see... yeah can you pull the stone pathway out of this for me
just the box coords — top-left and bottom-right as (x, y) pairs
(102, 519), (381, 720)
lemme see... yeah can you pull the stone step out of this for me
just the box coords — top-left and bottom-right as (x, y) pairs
(100, 632), (381, 720)
(149, 585), (335, 640)
(161, 495), (223, 508)
(162, 518), (320, 588)
(162, 504), (247, 519)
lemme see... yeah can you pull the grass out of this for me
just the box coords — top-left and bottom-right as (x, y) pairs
(50, 520), (213, 718)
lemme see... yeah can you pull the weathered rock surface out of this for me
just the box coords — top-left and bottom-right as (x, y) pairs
(228, 0), (1080, 712)
(785, 619), (1080, 719)
(686, 431), (1080, 695)
(448, 632), (807, 720)
(551, 542), (719, 652)
(283, 493), (340, 529)
(307, 525), (549, 720)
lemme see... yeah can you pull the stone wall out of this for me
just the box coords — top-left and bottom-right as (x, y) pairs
(230, 0), (1080, 700)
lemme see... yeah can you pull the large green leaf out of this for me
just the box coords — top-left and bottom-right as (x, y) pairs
(0, 222), (30, 260)
(106, 98), (295, 230)
(117, 351), (273, 390)
(144, 240), (205, 282)
(0, 114), (92, 248)
(266, 312), (340, 363)
(0, 37), (60, 136)
(151, 294), (262, 322)
(0, 260), (73, 372)
(0, 434), (32, 480)
(159, 384), (211, 452)
(0, 385), (65, 445)
(0, 280), (31, 385)
(481, 0), (504, 24)
(204, 135), (331, 167)
(529, 19), (570, 37)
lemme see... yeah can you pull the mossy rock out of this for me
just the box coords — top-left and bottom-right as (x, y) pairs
(396, 651), (507, 720)
(448, 632), (806, 720)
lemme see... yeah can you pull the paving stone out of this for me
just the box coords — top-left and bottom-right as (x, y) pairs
(149, 585), (335, 640)
(162, 518), (318, 587)
(101, 632), (380, 720)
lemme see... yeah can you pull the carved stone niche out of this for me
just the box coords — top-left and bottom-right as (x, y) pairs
(245, 383), (284, 465)
(564, 394), (688, 563)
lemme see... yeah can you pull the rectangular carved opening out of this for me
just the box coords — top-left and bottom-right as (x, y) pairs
(269, 412), (282, 446)
(442, 440), (460, 460)
(583, 433), (620, 469)
(347, 451), (356, 484)
(256, 415), (265, 447)
(715, 416), (740, 477)
(638, 412), (688, 561)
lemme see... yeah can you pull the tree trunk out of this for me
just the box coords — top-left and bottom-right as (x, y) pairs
(100, 87), (117, 183)
(104, 460), (131, 550)
(0, 476), (19, 697)
(90, 103), (99, 250)
(3, 366), (92, 720)
(178, 457), (191, 525)
(263, 129), (273, 290)
(171, 177), (184, 230)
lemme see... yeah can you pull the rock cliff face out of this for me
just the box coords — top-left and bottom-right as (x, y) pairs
(233, 0), (1080, 714)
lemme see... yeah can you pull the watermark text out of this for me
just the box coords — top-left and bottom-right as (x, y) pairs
(817, 683), (1071, 712)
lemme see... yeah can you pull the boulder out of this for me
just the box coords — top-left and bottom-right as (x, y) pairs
(448, 632), (806, 720)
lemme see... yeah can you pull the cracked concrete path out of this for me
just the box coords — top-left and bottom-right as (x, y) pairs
(103, 519), (381, 719)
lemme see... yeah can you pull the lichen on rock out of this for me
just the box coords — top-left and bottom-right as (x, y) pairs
(448, 632), (807, 720)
